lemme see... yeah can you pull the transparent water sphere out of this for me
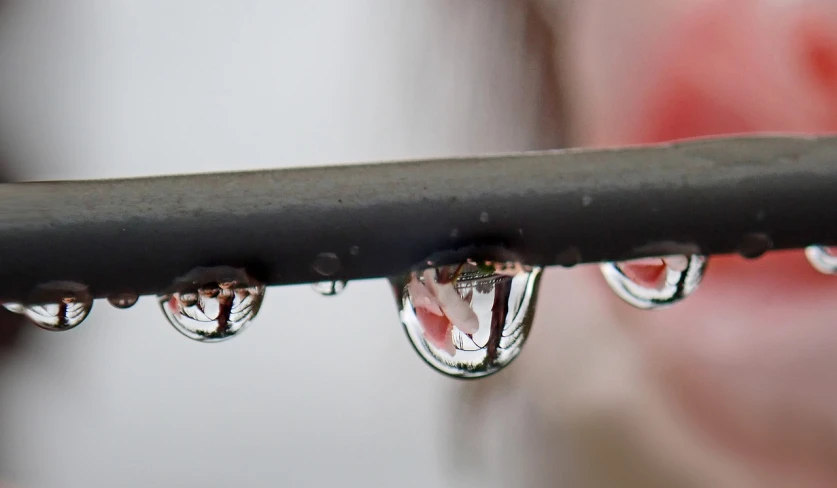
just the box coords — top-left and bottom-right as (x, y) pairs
(600, 254), (708, 310)
(312, 280), (346, 296)
(3, 281), (93, 331)
(160, 267), (265, 343)
(107, 292), (139, 309)
(805, 246), (837, 275)
(392, 260), (542, 379)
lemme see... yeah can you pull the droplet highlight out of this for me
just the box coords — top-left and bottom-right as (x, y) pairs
(392, 259), (542, 379)
(312, 280), (346, 296)
(2, 303), (24, 314)
(108, 292), (139, 309)
(600, 255), (707, 310)
(4, 281), (93, 331)
(805, 245), (837, 274)
(160, 267), (264, 342)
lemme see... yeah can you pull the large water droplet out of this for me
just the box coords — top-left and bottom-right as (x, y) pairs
(600, 255), (707, 310)
(3, 281), (93, 331)
(312, 280), (346, 296)
(392, 260), (542, 379)
(805, 245), (837, 274)
(108, 292), (139, 309)
(160, 267), (265, 342)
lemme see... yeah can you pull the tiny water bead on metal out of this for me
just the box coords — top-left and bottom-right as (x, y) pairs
(107, 292), (139, 309)
(804, 246), (837, 274)
(600, 254), (708, 310)
(159, 267), (265, 343)
(392, 260), (542, 379)
(2, 281), (93, 331)
(312, 280), (347, 296)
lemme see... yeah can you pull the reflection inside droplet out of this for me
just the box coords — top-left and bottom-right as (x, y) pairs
(312, 280), (346, 296)
(2, 303), (24, 314)
(160, 267), (265, 342)
(391, 259), (541, 379)
(805, 245), (837, 274)
(4, 281), (93, 331)
(600, 254), (707, 310)
(107, 292), (139, 309)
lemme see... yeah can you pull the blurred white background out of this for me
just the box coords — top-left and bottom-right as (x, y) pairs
(0, 2), (561, 487)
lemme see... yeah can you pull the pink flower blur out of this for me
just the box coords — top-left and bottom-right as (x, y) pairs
(407, 268), (480, 356)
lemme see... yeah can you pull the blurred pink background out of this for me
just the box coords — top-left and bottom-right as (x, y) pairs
(1, 1), (837, 487)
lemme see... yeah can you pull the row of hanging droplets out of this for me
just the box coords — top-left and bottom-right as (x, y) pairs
(2, 246), (834, 378)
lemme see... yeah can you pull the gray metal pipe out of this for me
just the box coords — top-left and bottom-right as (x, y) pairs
(0, 135), (835, 302)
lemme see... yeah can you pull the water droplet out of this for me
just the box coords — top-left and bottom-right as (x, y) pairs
(312, 280), (347, 296)
(312, 252), (341, 276)
(450, 228), (459, 239)
(805, 245), (837, 274)
(4, 281), (93, 331)
(479, 211), (490, 223)
(738, 232), (772, 259)
(581, 195), (593, 206)
(391, 260), (542, 379)
(2, 303), (24, 314)
(555, 247), (582, 268)
(160, 267), (264, 342)
(600, 254), (707, 310)
(349, 246), (360, 256)
(107, 292), (139, 309)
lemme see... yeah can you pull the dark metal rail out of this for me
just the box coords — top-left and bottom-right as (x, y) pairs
(0, 135), (835, 302)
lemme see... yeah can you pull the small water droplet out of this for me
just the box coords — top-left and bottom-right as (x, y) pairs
(805, 245), (837, 274)
(107, 292), (139, 309)
(738, 232), (773, 259)
(479, 211), (490, 223)
(450, 228), (459, 239)
(312, 252), (341, 276)
(581, 195), (593, 206)
(5, 281), (93, 331)
(349, 246), (360, 256)
(160, 267), (264, 342)
(312, 280), (347, 296)
(600, 255), (707, 310)
(391, 259), (542, 379)
(555, 247), (582, 267)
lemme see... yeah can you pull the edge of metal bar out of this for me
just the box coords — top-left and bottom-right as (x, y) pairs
(1, 134), (836, 301)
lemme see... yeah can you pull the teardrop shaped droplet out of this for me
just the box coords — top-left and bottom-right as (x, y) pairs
(312, 280), (346, 296)
(391, 259), (542, 379)
(600, 254), (707, 310)
(805, 245), (837, 275)
(108, 292), (139, 309)
(4, 281), (93, 331)
(160, 267), (265, 342)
